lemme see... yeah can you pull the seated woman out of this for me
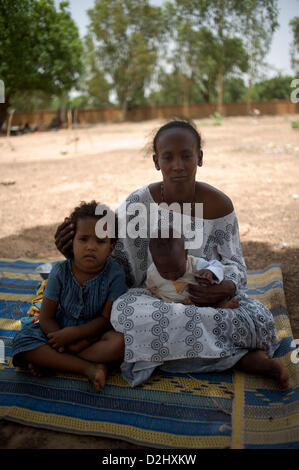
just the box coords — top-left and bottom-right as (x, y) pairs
(55, 119), (288, 389)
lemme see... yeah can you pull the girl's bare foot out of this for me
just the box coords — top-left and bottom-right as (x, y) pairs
(87, 363), (108, 392)
(236, 350), (289, 389)
(28, 362), (44, 377)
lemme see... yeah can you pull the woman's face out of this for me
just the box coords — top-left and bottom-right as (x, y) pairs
(153, 127), (202, 187)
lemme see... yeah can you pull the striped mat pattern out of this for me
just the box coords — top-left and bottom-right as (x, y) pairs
(0, 259), (298, 448)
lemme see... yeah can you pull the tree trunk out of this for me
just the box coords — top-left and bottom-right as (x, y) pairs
(0, 100), (9, 130)
(183, 75), (191, 118)
(121, 95), (128, 121)
(217, 71), (224, 115)
(247, 76), (252, 114)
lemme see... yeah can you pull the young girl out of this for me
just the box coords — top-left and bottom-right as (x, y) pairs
(12, 201), (127, 392)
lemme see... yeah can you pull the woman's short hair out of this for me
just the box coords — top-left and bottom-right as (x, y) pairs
(153, 118), (202, 153)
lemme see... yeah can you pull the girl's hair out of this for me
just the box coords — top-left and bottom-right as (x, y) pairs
(69, 200), (118, 244)
(153, 118), (202, 154)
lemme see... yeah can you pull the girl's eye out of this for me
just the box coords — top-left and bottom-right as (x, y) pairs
(97, 238), (105, 244)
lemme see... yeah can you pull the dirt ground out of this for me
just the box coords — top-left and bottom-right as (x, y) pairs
(0, 114), (298, 449)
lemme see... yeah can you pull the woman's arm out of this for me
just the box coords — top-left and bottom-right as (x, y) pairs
(54, 218), (75, 258)
(188, 279), (236, 306)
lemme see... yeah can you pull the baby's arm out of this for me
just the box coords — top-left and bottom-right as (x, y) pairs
(193, 269), (216, 284)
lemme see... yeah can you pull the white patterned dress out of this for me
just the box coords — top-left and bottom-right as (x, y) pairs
(110, 185), (280, 386)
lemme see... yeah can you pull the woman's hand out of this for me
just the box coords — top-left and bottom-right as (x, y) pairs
(54, 218), (75, 258)
(187, 279), (236, 307)
(47, 326), (79, 351)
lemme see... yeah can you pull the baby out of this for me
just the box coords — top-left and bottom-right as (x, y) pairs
(146, 233), (239, 308)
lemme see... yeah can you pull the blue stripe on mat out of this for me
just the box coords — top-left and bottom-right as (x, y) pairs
(0, 391), (231, 435)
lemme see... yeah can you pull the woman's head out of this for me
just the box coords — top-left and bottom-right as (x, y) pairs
(152, 119), (203, 185)
(69, 201), (117, 273)
(153, 119), (202, 155)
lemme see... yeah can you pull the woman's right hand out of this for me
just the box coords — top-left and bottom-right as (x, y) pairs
(54, 217), (74, 258)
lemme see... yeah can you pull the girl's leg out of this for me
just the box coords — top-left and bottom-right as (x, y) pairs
(77, 331), (124, 363)
(21, 345), (107, 391)
(235, 349), (289, 389)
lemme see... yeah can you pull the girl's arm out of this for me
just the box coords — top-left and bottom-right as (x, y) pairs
(47, 301), (112, 349)
(39, 296), (60, 335)
(73, 300), (112, 340)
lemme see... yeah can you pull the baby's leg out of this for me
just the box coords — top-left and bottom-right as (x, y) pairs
(235, 349), (289, 389)
(217, 297), (240, 309)
(21, 345), (107, 392)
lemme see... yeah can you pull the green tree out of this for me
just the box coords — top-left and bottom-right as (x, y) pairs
(223, 77), (247, 103)
(252, 75), (295, 101)
(166, 0), (249, 113)
(86, 0), (165, 120)
(239, 0), (279, 111)
(0, 0), (83, 127)
(290, 16), (299, 74)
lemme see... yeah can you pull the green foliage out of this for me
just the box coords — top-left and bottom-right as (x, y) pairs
(223, 77), (247, 103)
(0, 0), (83, 117)
(86, 0), (164, 115)
(251, 75), (294, 101)
(291, 121), (299, 129)
(210, 112), (223, 125)
(290, 17), (299, 74)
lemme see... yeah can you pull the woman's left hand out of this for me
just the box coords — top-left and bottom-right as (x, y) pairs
(187, 279), (236, 306)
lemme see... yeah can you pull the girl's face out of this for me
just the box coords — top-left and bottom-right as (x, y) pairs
(153, 127), (202, 187)
(72, 217), (114, 273)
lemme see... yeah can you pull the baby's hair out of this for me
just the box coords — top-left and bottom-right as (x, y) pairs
(149, 227), (185, 258)
(153, 118), (202, 154)
(69, 200), (118, 245)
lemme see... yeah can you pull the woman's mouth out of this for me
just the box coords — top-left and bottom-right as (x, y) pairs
(172, 176), (188, 181)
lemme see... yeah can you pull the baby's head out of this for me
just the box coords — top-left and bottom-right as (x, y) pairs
(69, 201), (117, 273)
(149, 229), (187, 280)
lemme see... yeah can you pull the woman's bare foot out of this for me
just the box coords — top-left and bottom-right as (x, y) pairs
(218, 297), (240, 309)
(87, 363), (108, 392)
(236, 350), (289, 389)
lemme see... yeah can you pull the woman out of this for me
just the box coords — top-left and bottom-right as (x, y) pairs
(55, 119), (288, 389)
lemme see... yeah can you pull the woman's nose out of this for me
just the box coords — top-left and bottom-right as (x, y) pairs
(172, 156), (184, 171)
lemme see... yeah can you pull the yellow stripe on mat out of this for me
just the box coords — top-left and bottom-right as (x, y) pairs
(0, 293), (35, 302)
(231, 372), (245, 449)
(0, 406), (230, 449)
(0, 318), (21, 331)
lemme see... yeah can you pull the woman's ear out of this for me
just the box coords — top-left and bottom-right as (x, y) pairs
(198, 150), (203, 167)
(153, 154), (160, 171)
